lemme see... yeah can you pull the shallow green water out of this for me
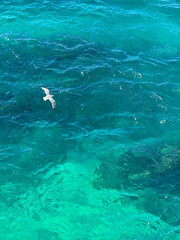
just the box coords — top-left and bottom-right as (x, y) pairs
(0, 0), (180, 239)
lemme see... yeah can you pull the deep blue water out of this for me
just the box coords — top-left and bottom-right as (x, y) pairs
(0, 0), (180, 239)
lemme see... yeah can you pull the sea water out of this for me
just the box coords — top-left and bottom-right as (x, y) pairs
(0, 0), (180, 239)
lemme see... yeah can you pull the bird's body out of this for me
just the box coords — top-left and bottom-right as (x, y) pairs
(41, 87), (56, 110)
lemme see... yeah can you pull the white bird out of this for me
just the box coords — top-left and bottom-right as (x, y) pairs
(41, 87), (56, 110)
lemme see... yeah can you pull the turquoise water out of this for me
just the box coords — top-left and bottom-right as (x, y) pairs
(0, 0), (180, 239)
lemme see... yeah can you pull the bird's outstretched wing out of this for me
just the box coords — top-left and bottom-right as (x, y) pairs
(41, 87), (50, 95)
(49, 97), (56, 110)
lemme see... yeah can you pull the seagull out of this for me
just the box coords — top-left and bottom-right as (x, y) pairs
(41, 87), (56, 110)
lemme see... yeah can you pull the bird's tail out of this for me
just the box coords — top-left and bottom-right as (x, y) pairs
(43, 96), (48, 101)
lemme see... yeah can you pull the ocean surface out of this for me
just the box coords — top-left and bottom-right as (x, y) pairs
(0, 0), (180, 239)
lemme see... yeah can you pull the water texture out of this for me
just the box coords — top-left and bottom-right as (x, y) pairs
(0, 0), (180, 239)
